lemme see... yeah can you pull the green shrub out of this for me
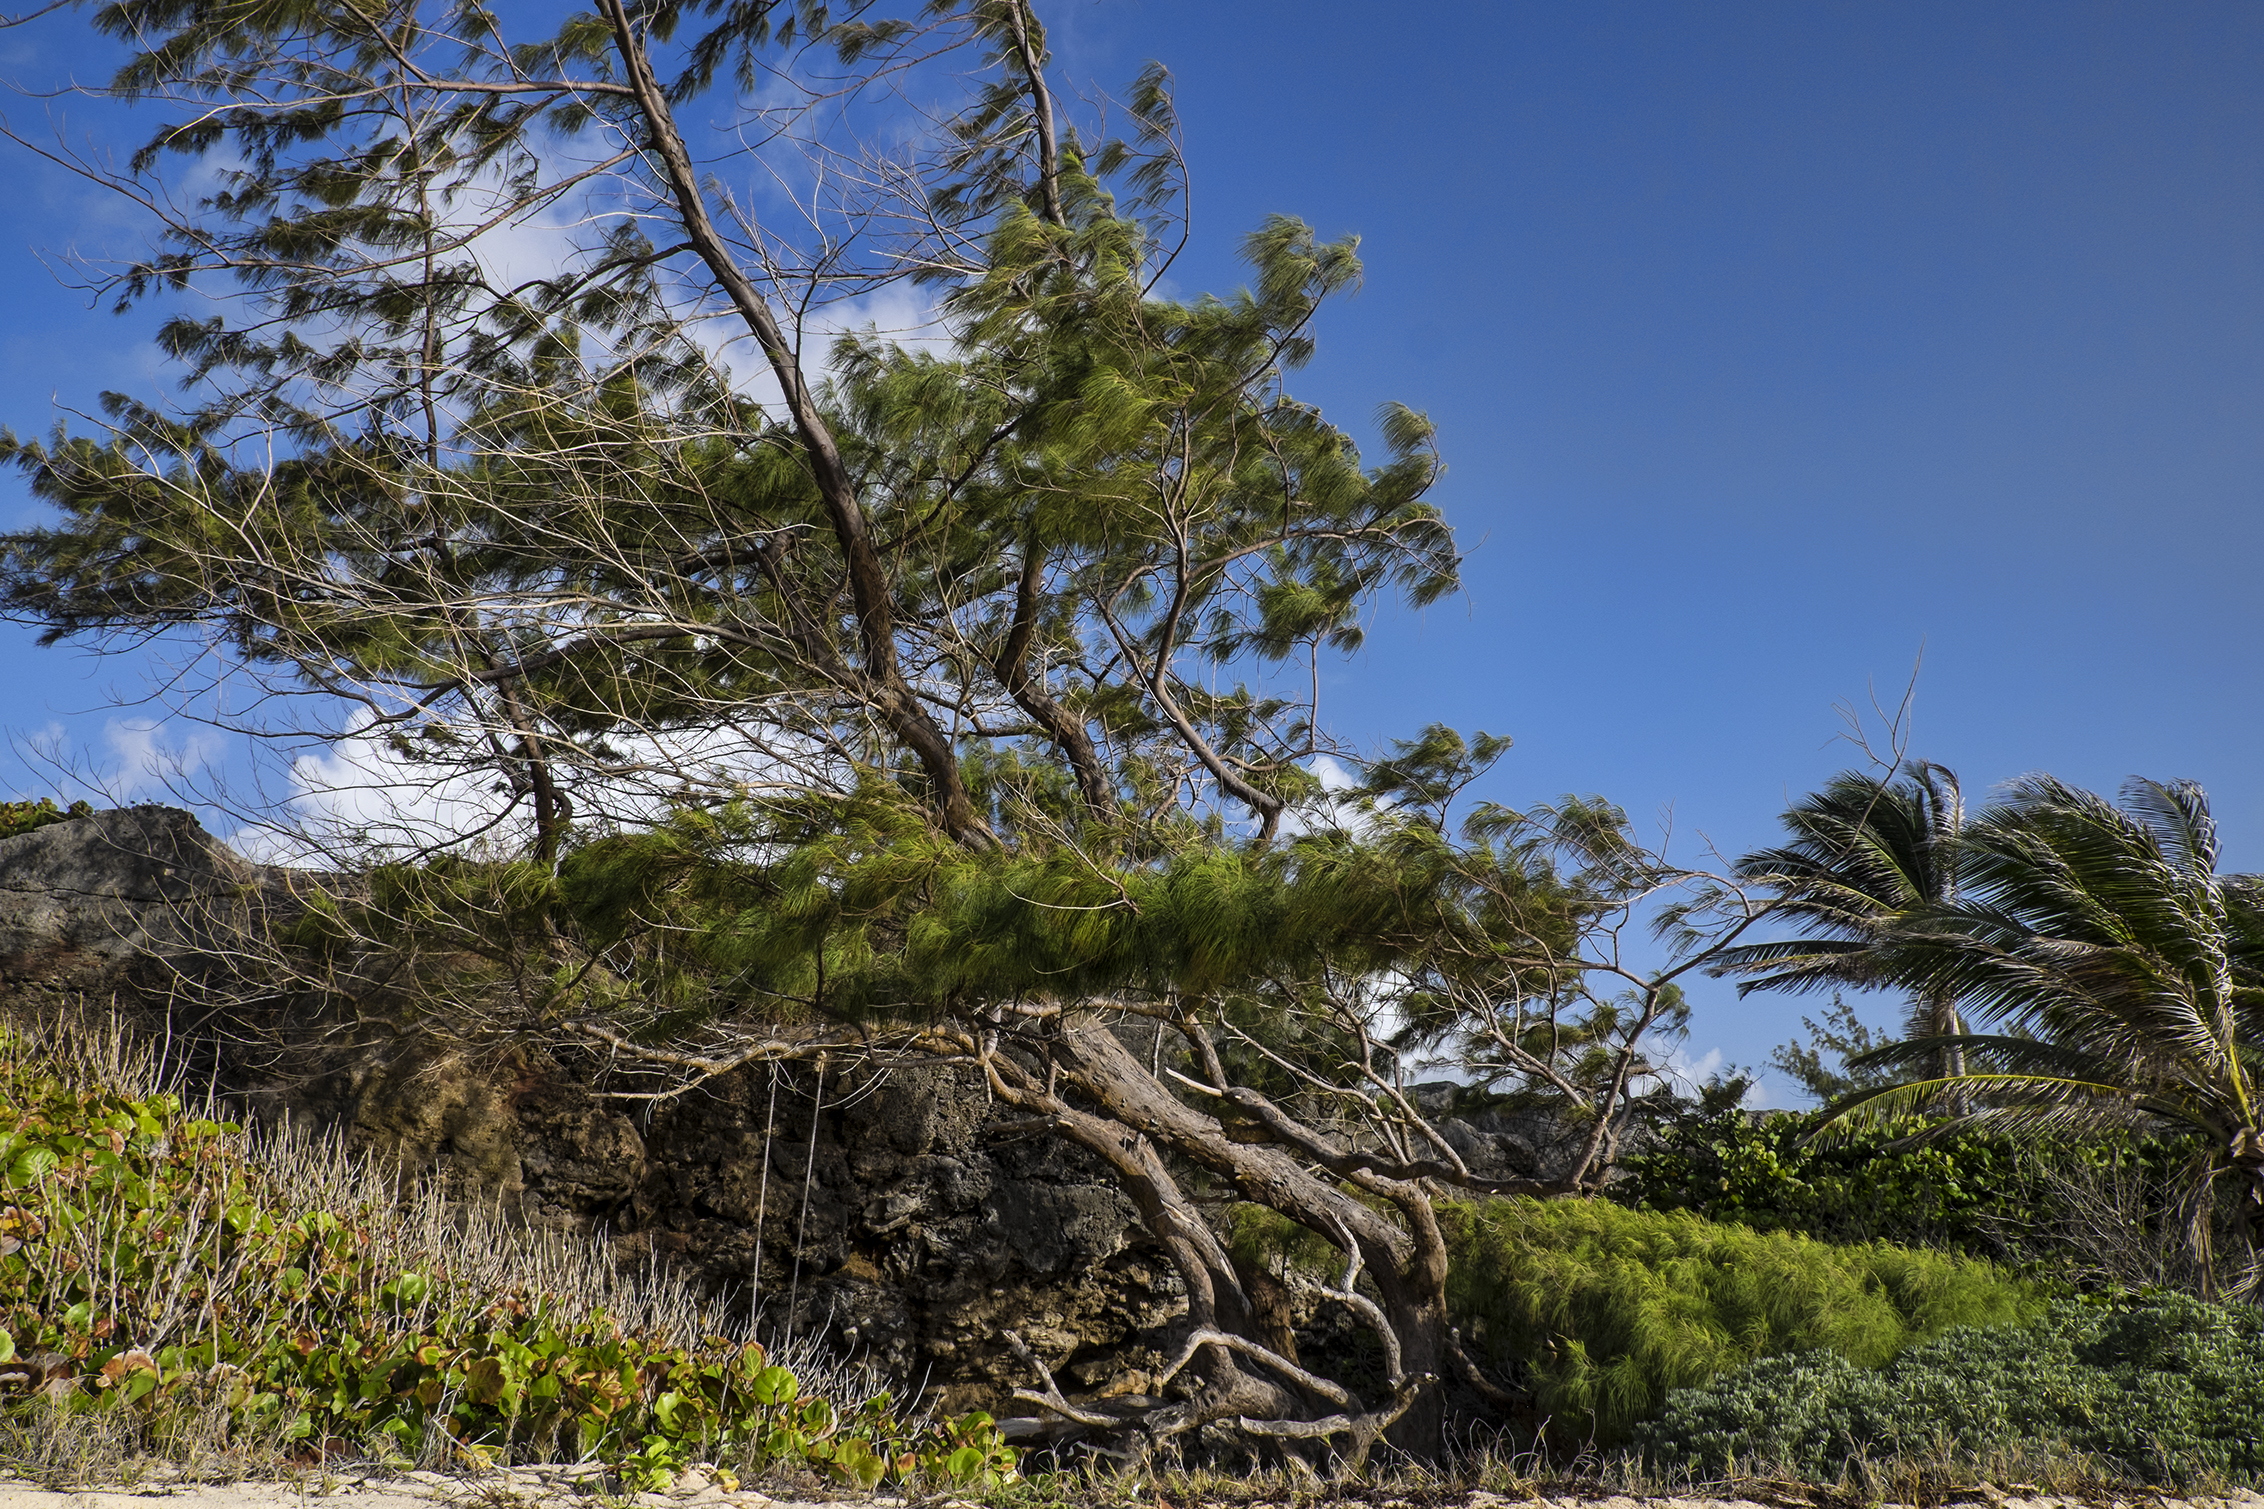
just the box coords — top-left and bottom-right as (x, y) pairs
(0, 801), (93, 842)
(0, 1028), (1015, 1489)
(1633, 1293), (2264, 1487)
(1616, 1104), (2029, 1247)
(1441, 1197), (2036, 1443)
(1619, 1101), (2211, 1288)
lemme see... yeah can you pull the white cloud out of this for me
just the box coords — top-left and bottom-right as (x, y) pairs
(1665, 1043), (1772, 1109)
(227, 729), (534, 865)
(1310, 753), (1357, 791)
(224, 712), (842, 867)
(1273, 752), (1369, 841)
(684, 276), (953, 414)
(100, 717), (220, 800)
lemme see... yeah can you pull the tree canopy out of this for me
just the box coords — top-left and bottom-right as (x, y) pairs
(0, 0), (1455, 863)
(0, 0), (1781, 1465)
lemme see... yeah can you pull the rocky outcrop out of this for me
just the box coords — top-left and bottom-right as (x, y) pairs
(249, 1033), (1186, 1415)
(0, 808), (1184, 1416)
(0, 807), (1597, 1419)
(0, 805), (261, 990)
(605, 1059), (1185, 1410)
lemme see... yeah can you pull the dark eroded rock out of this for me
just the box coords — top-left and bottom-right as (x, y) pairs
(0, 809), (1180, 1415)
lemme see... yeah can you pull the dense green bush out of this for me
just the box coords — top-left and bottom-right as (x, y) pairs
(1441, 1197), (2035, 1443)
(1618, 1097), (2199, 1279)
(0, 1032), (1014, 1489)
(1633, 1293), (2264, 1486)
(1617, 1102), (2022, 1247)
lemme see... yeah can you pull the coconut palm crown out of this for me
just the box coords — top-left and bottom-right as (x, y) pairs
(1712, 762), (1969, 1075)
(1823, 775), (2264, 1273)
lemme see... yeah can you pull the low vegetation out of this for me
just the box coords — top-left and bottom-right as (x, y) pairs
(1633, 1291), (2264, 1486)
(1441, 1195), (2037, 1443)
(0, 1022), (1015, 1491)
(0, 801), (92, 843)
(1618, 1092), (2212, 1289)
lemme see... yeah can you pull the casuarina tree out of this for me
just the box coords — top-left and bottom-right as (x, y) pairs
(0, 0), (1778, 1463)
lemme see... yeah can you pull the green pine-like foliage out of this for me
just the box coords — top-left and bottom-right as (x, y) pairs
(1441, 1197), (2036, 1443)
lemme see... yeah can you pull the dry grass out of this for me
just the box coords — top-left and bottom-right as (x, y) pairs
(0, 1368), (301, 1489)
(0, 1005), (892, 1489)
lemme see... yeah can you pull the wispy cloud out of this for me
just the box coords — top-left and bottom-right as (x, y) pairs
(100, 716), (220, 799)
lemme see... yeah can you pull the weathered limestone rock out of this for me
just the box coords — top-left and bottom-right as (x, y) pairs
(0, 808), (1181, 1416)
(0, 805), (255, 986)
(603, 1057), (1181, 1411)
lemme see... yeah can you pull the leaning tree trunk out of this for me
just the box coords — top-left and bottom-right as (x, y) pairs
(2232, 1125), (2264, 1270)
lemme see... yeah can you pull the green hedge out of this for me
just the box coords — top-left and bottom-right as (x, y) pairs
(1632, 1293), (2264, 1486)
(1441, 1197), (2035, 1443)
(1616, 1100), (2196, 1269)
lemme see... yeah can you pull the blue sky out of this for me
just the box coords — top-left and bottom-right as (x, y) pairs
(1, 1), (2260, 1097)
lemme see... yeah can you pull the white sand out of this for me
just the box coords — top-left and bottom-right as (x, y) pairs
(0, 1468), (851, 1509)
(0, 1478), (2255, 1509)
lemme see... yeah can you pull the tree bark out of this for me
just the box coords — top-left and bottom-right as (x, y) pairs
(995, 543), (1115, 819)
(599, 0), (995, 850)
(1040, 1015), (1450, 1451)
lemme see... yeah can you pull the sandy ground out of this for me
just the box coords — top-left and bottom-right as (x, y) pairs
(0, 1466), (845, 1509)
(0, 1478), (2257, 1509)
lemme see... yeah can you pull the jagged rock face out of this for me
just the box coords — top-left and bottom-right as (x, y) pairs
(0, 808), (1183, 1416)
(603, 1060), (1183, 1412)
(256, 1035), (1184, 1415)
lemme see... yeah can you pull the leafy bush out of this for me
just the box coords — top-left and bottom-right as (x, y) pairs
(1616, 1102), (2029, 1248)
(1441, 1197), (2036, 1443)
(1619, 1098), (2208, 1286)
(0, 800), (93, 842)
(0, 1027), (1015, 1489)
(1633, 1292), (2264, 1487)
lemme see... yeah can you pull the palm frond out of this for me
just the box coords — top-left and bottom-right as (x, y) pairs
(2122, 777), (2219, 878)
(1809, 1071), (2146, 1146)
(1749, 768), (2262, 1224)
(1850, 1032), (2113, 1082)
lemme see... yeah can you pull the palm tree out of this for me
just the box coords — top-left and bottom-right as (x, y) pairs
(1714, 762), (1970, 1079)
(1826, 776), (2264, 1284)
